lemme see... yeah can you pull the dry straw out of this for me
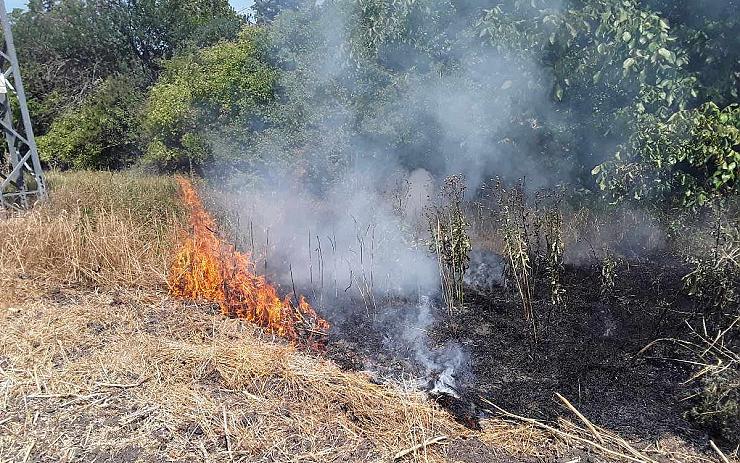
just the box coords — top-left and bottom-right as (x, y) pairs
(0, 171), (183, 290)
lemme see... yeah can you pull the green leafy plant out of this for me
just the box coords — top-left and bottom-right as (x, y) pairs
(475, 179), (569, 337)
(37, 76), (144, 170)
(600, 250), (618, 301)
(142, 27), (278, 170)
(595, 103), (740, 207)
(486, 179), (536, 333)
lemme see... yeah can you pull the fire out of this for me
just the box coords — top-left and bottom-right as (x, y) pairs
(169, 176), (329, 343)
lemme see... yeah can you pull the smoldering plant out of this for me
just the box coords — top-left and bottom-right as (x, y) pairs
(475, 178), (568, 338)
(600, 250), (618, 302)
(427, 174), (471, 313)
(682, 201), (740, 321)
(535, 190), (566, 307)
(486, 179), (536, 333)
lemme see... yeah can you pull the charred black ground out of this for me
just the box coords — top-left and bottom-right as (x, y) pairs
(324, 251), (718, 449)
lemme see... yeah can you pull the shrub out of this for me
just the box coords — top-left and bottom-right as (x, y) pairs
(427, 175), (471, 312)
(142, 27), (278, 170)
(690, 360), (739, 444)
(681, 200), (740, 320)
(594, 103), (740, 207)
(36, 76), (145, 170)
(684, 317), (740, 445)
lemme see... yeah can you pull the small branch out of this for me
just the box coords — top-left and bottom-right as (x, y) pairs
(95, 377), (150, 389)
(222, 405), (233, 461)
(120, 405), (158, 425)
(555, 392), (604, 444)
(394, 436), (447, 460)
(710, 440), (730, 463)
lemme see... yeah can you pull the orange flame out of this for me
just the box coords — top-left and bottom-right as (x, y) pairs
(169, 176), (329, 343)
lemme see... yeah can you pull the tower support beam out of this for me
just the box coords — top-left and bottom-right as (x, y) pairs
(0, 0), (46, 209)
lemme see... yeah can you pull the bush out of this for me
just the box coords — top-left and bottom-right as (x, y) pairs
(690, 361), (740, 444)
(142, 27), (278, 170)
(36, 76), (144, 170)
(594, 103), (740, 207)
(684, 315), (740, 444)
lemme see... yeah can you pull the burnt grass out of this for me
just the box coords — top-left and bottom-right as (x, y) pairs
(323, 252), (715, 448)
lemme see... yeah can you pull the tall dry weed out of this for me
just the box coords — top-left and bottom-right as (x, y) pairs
(0, 170), (183, 289)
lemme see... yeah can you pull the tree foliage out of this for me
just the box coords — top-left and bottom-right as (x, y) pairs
(142, 27), (278, 170)
(477, 0), (738, 204)
(251, 0), (299, 24)
(11, 0), (243, 133)
(38, 77), (142, 169)
(9, 0), (740, 203)
(594, 103), (740, 207)
(37, 76), (144, 169)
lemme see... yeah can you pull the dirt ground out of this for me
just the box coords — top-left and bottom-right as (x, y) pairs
(448, 258), (700, 439)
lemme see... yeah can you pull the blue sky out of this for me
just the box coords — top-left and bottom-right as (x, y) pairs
(5, 0), (28, 9)
(5, 0), (255, 14)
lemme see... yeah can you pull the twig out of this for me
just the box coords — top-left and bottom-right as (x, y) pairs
(710, 440), (730, 463)
(289, 263), (298, 305)
(393, 435), (447, 460)
(198, 441), (211, 462)
(555, 392), (604, 444)
(120, 405), (158, 425)
(22, 440), (34, 463)
(60, 392), (110, 408)
(222, 405), (233, 461)
(264, 228), (269, 274)
(95, 377), (150, 389)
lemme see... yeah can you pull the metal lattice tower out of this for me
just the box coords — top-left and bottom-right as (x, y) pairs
(0, 0), (46, 209)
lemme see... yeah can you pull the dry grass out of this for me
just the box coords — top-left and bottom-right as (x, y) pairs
(0, 171), (183, 290)
(0, 283), (727, 463)
(0, 284), (537, 462)
(0, 171), (499, 462)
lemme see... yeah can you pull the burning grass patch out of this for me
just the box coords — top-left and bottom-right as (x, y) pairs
(168, 176), (329, 344)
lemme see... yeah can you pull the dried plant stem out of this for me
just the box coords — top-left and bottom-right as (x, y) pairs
(479, 397), (658, 463)
(393, 435), (447, 460)
(710, 440), (730, 463)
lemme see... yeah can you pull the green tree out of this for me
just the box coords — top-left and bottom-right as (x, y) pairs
(251, 0), (299, 24)
(594, 103), (740, 207)
(12, 0), (243, 132)
(37, 76), (145, 169)
(142, 27), (278, 170)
